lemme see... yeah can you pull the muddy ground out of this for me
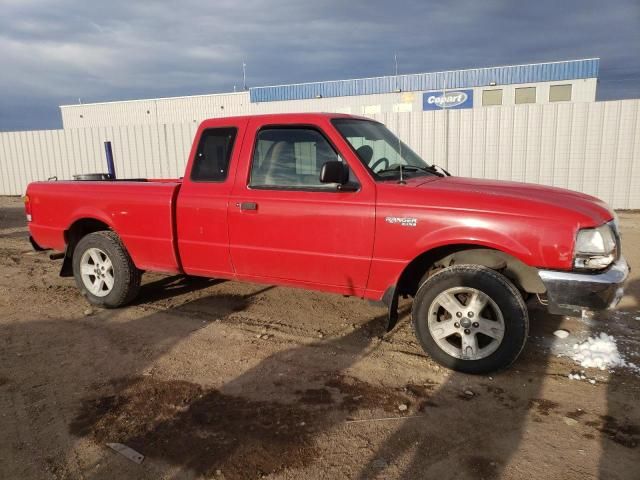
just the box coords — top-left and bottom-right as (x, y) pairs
(0, 195), (639, 479)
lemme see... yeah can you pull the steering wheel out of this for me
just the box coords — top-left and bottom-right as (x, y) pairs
(371, 157), (389, 172)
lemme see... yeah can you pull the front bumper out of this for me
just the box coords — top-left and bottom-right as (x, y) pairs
(538, 257), (629, 315)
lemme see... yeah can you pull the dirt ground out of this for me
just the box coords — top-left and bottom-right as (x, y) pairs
(0, 195), (639, 480)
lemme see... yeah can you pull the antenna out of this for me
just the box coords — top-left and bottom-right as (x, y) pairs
(398, 163), (406, 184)
(396, 54), (405, 185)
(242, 62), (247, 90)
(442, 70), (449, 171)
(398, 135), (406, 184)
(395, 54), (405, 184)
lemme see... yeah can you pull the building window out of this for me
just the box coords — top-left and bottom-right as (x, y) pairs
(549, 84), (572, 102)
(363, 105), (382, 115)
(332, 106), (352, 114)
(393, 103), (413, 113)
(482, 89), (503, 106)
(515, 87), (536, 104)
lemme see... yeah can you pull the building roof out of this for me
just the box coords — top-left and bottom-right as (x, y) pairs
(249, 58), (599, 103)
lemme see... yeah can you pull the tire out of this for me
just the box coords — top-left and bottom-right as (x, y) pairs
(72, 231), (141, 308)
(412, 265), (528, 374)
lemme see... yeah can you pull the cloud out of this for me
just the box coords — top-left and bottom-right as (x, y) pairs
(0, 0), (638, 130)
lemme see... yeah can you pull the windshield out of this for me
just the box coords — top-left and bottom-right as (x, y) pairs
(332, 118), (437, 181)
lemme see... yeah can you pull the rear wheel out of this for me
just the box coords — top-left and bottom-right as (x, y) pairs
(412, 265), (528, 374)
(72, 231), (141, 308)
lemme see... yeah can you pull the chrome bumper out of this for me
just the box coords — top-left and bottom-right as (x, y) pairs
(538, 257), (629, 315)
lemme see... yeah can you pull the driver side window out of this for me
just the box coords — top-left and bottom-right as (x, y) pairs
(250, 127), (350, 190)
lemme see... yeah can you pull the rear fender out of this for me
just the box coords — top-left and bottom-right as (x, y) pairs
(60, 215), (114, 277)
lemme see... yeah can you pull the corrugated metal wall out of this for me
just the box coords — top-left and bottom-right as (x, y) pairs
(0, 122), (198, 193)
(3, 99), (639, 208)
(370, 101), (640, 210)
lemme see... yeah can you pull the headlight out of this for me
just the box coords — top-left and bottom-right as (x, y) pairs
(574, 223), (617, 270)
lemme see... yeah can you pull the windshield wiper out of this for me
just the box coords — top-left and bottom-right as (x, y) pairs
(376, 164), (445, 178)
(430, 164), (451, 176)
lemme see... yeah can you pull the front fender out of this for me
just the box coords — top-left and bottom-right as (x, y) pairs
(412, 223), (535, 266)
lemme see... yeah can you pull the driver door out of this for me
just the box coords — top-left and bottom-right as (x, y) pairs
(227, 121), (376, 294)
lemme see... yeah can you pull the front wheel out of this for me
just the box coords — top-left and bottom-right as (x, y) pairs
(72, 231), (141, 308)
(412, 265), (528, 374)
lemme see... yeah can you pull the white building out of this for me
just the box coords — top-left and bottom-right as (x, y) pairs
(60, 58), (599, 128)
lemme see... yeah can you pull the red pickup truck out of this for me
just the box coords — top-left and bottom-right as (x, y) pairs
(25, 113), (629, 373)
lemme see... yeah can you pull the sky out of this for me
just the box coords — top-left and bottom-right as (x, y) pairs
(1, 0), (639, 131)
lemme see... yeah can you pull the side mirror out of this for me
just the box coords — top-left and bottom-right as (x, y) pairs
(319, 161), (349, 185)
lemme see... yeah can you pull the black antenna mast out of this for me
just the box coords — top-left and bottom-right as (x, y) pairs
(397, 119), (406, 184)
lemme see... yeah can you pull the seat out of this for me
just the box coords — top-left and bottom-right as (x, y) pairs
(263, 141), (298, 186)
(356, 145), (374, 164)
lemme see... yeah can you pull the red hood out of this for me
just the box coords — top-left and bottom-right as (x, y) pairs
(396, 176), (613, 227)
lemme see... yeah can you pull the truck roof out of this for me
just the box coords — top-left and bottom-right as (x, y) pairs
(198, 112), (373, 128)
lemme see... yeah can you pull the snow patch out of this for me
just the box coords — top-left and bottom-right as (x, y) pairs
(572, 333), (626, 370)
(554, 329), (570, 339)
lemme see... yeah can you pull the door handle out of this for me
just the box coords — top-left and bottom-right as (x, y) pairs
(237, 202), (258, 211)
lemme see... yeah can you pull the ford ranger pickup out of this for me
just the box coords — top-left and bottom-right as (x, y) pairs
(25, 113), (629, 373)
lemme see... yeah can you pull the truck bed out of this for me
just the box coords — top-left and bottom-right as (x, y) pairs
(28, 179), (183, 273)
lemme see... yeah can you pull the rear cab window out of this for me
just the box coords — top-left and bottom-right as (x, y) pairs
(191, 127), (237, 182)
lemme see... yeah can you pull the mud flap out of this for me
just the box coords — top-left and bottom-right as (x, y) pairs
(60, 250), (73, 277)
(382, 285), (400, 332)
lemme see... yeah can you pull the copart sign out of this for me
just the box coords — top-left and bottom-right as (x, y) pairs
(423, 89), (473, 110)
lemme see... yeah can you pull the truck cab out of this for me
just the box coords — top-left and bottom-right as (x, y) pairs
(177, 114), (377, 295)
